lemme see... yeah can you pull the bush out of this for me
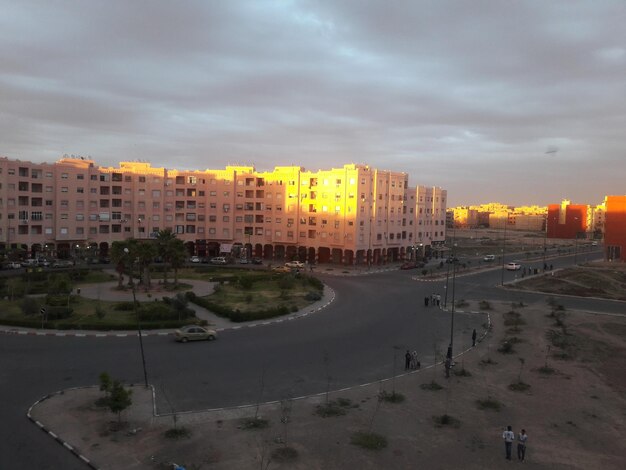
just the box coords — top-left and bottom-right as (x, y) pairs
(45, 294), (75, 306)
(350, 431), (388, 450)
(432, 414), (461, 428)
(238, 276), (254, 290)
(278, 276), (296, 290)
(137, 302), (175, 321)
(113, 301), (136, 311)
(45, 306), (73, 320)
(305, 291), (322, 301)
(476, 397), (502, 411)
(20, 297), (41, 316)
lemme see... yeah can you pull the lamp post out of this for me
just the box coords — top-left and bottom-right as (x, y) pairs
(444, 229), (456, 308)
(124, 247), (149, 388)
(500, 212), (508, 286)
(448, 250), (459, 360)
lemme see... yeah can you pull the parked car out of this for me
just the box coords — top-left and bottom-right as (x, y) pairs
(210, 256), (228, 265)
(239, 258), (249, 264)
(591, 241), (598, 246)
(285, 261), (305, 269)
(37, 258), (51, 268)
(189, 256), (201, 263)
(174, 325), (217, 343)
(52, 259), (74, 268)
(4, 261), (22, 269)
(506, 262), (522, 271)
(483, 254), (496, 262)
(251, 257), (263, 265)
(21, 259), (38, 267)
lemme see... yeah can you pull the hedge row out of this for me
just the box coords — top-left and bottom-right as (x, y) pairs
(0, 317), (195, 330)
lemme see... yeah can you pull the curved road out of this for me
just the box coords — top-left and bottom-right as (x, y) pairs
(1, 249), (620, 469)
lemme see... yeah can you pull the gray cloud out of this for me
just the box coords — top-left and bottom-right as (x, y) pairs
(1, 0), (624, 205)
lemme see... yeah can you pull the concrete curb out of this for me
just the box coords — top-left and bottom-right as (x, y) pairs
(27, 387), (100, 469)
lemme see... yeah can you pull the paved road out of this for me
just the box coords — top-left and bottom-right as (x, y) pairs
(1, 250), (619, 470)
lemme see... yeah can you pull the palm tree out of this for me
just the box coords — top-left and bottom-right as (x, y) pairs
(155, 229), (177, 285)
(110, 241), (130, 289)
(135, 242), (156, 289)
(169, 238), (187, 288)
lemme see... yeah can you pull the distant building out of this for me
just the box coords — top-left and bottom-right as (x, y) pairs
(604, 195), (626, 262)
(547, 199), (588, 239)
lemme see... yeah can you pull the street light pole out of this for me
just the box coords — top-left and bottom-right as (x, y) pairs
(449, 256), (458, 359)
(124, 247), (149, 388)
(500, 212), (508, 286)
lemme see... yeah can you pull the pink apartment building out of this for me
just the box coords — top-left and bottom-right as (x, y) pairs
(0, 156), (446, 265)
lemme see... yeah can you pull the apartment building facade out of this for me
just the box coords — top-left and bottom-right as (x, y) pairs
(0, 156), (446, 265)
(603, 195), (626, 262)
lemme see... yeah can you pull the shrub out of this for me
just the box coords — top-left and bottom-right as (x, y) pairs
(278, 276), (296, 290)
(20, 297), (41, 316)
(476, 397), (502, 411)
(240, 417), (269, 430)
(113, 301), (136, 311)
(379, 390), (405, 403)
(497, 340), (514, 354)
(305, 291), (322, 301)
(508, 381), (531, 392)
(238, 276), (254, 290)
(420, 381), (443, 391)
(271, 446), (298, 462)
(45, 294), (75, 306)
(350, 431), (388, 450)
(45, 306), (73, 320)
(478, 300), (492, 310)
(164, 427), (191, 439)
(432, 414), (461, 428)
(137, 302), (175, 321)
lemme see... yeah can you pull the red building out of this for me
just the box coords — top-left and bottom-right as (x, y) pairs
(546, 200), (588, 239)
(604, 195), (626, 262)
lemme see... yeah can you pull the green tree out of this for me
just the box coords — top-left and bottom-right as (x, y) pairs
(108, 380), (133, 423)
(169, 239), (187, 288)
(99, 372), (112, 398)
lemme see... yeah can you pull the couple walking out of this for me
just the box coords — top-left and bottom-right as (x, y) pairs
(404, 350), (420, 370)
(502, 426), (528, 461)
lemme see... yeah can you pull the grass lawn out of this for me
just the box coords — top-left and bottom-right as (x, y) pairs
(207, 277), (318, 313)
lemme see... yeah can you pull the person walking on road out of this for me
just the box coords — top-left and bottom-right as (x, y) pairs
(424, 296), (429, 307)
(405, 350), (412, 370)
(444, 356), (451, 378)
(503, 426), (515, 460)
(517, 429), (528, 462)
(411, 350), (420, 369)
(472, 329), (477, 347)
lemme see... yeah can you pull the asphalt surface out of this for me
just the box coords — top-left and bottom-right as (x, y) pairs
(1, 248), (618, 470)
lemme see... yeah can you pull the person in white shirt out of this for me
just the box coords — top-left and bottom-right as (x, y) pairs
(502, 425), (515, 460)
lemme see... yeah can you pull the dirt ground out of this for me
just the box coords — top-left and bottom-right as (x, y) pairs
(31, 296), (626, 469)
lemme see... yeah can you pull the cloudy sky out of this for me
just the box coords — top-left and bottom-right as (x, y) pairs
(1, 1), (624, 206)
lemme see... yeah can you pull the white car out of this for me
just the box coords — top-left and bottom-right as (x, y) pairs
(285, 261), (305, 269)
(506, 262), (522, 271)
(483, 254), (495, 262)
(189, 256), (201, 263)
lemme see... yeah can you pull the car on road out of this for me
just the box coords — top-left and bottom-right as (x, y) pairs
(174, 325), (217, 343)
(400, 262), (425, 270)
(591, 241), (598, 246)
(506, 261), (522, 271)
(239, 258), (249, 264)
(285, 261), (305, 269)
(483, 254), (496, 262)
(189, 256), (201, 263)
(272, 265), (292, 273)
(37, 258), (51, 268)
(21, 259), (38, 268)
(251, 257), (263, 265)
(210, 256), (228, 265)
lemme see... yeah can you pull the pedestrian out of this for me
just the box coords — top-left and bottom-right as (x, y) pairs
(517, 429), (528, 461)
(502, 426), (515, 460)
(436, 294), (441, 306)
(472, 328), (477, 347)
(444, 356), (451, 378)
(446, 344), (452, 360)
(411, 350), (419, 369)
(424, 296), (429, 307)
(549, 264), (553, 271)
(405, 350), (411, 370)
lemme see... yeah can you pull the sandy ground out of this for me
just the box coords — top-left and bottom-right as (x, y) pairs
(30, 293), (626, 470)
